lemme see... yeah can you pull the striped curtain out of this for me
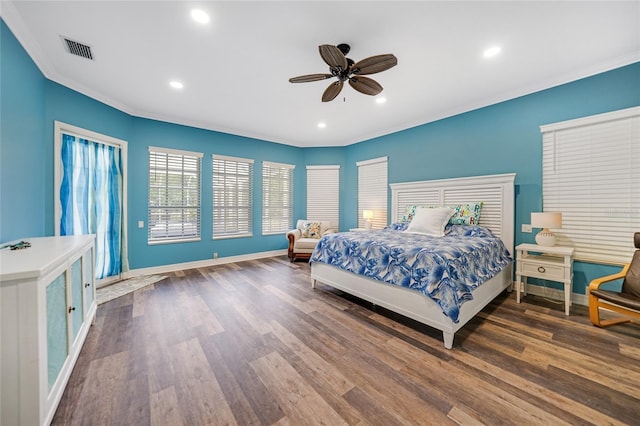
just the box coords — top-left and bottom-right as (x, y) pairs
(60, 134), (126, 279)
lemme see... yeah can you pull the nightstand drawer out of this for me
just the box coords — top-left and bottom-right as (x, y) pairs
(520, 262), (565, 280)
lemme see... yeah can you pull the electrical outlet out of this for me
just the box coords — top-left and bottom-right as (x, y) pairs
(522, 224), (532, 233)
(138, 221), (144, 228)
(213, 252), (218, 259)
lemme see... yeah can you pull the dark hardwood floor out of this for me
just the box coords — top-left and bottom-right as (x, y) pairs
(53, 256), (640, 425)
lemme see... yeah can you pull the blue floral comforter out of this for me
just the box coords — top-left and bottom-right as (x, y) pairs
(309, 224), (512, 322)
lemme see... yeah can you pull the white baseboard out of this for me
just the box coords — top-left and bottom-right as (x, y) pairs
(122, 249), (287, 279)
(514, 281), (589, 307)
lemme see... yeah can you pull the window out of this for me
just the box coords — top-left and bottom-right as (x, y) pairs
(148, 146), (202, 244)
(262, 161), (295, 234)
(307, 165), (340, 228)
(357, 156), (388, 229)
(541, 107), (640, 264)
(212, 154), (253, 239)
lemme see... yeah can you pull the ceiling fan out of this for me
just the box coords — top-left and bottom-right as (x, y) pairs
(289, 43), (398, 102)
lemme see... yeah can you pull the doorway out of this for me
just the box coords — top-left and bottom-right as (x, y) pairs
(54, 121), (129, 287)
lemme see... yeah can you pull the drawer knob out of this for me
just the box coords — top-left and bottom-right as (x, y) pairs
(538, 266), (546, 273)
(85, 282), (91, 288)
(68, 306), (76, 314)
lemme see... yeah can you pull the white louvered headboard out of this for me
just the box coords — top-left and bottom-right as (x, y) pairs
(390, 173), (516, 254)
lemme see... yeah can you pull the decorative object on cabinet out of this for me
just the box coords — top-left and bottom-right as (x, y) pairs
(515, 243), (574, 315)
(588, 232), (640, 327)
(531, 212), (562, 247)
(0, 240), (32, 250)
(1, 235), (96, 426)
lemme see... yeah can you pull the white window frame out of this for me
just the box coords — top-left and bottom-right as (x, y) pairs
(540, 106), (640, 264)
(357, 156), (388, 229)
(262, 161), (295, 235)
(148, 146), (203, 244)
(212, 154), (254, 239)
(306, 165), (340, 229)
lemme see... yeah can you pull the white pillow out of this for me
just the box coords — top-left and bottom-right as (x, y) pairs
(405, 207), (455, 237)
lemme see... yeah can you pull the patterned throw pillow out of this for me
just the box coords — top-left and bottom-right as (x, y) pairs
(302, 222), (322, 238)
(401, 202), (483, 225)
(401, 204), (437, 222)
(447, 202), (483, 225)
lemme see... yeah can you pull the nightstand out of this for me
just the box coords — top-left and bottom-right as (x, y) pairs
(515, 243), (574, 315)
(349, 228), (368, 231)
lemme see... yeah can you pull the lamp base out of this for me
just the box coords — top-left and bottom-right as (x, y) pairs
(535, 229), (556, 247)
(365, 220), (372, 229)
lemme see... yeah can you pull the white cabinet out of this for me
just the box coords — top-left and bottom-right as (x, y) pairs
(1, 235), (96, 426)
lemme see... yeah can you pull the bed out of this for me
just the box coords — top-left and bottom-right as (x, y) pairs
(309, 173), (516, 349)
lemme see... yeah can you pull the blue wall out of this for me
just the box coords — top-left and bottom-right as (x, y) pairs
(2, 18), (639, 294)
(1, 20), (46, 240)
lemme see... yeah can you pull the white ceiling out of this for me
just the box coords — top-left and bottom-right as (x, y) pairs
(2, 1), (639, 148)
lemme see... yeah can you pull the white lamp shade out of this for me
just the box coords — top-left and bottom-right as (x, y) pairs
(531, 212), (562, 229)
(362, 210), (374, 220)
(531, 212), (562, 246)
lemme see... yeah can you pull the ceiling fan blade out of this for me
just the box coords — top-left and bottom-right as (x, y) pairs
(319, 45), (348, 71)
(289, 74), (333, 83)
(322, 81), (344, 102)
(352, 54), (398, 75)
(348, 76), (383, 96)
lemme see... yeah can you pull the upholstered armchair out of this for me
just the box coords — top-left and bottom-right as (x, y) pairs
(588, 232), (640, 327)
(286, 220), (337, 262)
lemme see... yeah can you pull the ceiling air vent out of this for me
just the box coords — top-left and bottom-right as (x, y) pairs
(62, 37), (94, 60)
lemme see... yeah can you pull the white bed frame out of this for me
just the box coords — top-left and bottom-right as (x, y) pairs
(311, 173), (516, 349)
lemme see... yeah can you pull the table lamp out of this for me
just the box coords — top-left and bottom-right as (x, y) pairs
(363, 210), (374, 229)
(531, 212), (562, 246)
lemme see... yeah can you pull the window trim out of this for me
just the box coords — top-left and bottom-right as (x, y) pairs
(262, 160), (295, 235)
(212, 154), (254, 240)
(306, 165), (340, 229)
(540, 106), (640, 264)
(357, 156), (388, 229)
(148, 146), (203, 245)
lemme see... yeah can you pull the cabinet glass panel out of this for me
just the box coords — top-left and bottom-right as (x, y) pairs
(83, 250), (94, 312)
(47, 272), (68, 391)
(71, 259), (83, 339)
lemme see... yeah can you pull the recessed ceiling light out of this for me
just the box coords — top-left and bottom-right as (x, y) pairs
(483, 46), (501, 58)
(191, 9), (210, 24)
(376, 97), (387, 104)
(317, 122), (326, 129)
(169, 81), (184, 89)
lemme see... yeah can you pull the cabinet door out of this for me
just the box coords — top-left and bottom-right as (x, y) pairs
(46, 272), (69, 391)
(83, 248), (95, 315)
(70, 259), (83, 340)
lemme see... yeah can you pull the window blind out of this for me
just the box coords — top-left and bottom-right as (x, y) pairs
(541, 107), (640, 264)
(306, 165), (340, 228)
(212, 154), (254, 239)
(357, 156), (388, 229)
(148, 146), (202, 243)
(262, 161), (295, 234)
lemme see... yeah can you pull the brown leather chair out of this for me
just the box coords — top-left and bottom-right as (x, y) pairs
(588, 232), (640, 327)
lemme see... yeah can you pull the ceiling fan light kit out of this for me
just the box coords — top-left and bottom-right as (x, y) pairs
(289, 43), (397, 102)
